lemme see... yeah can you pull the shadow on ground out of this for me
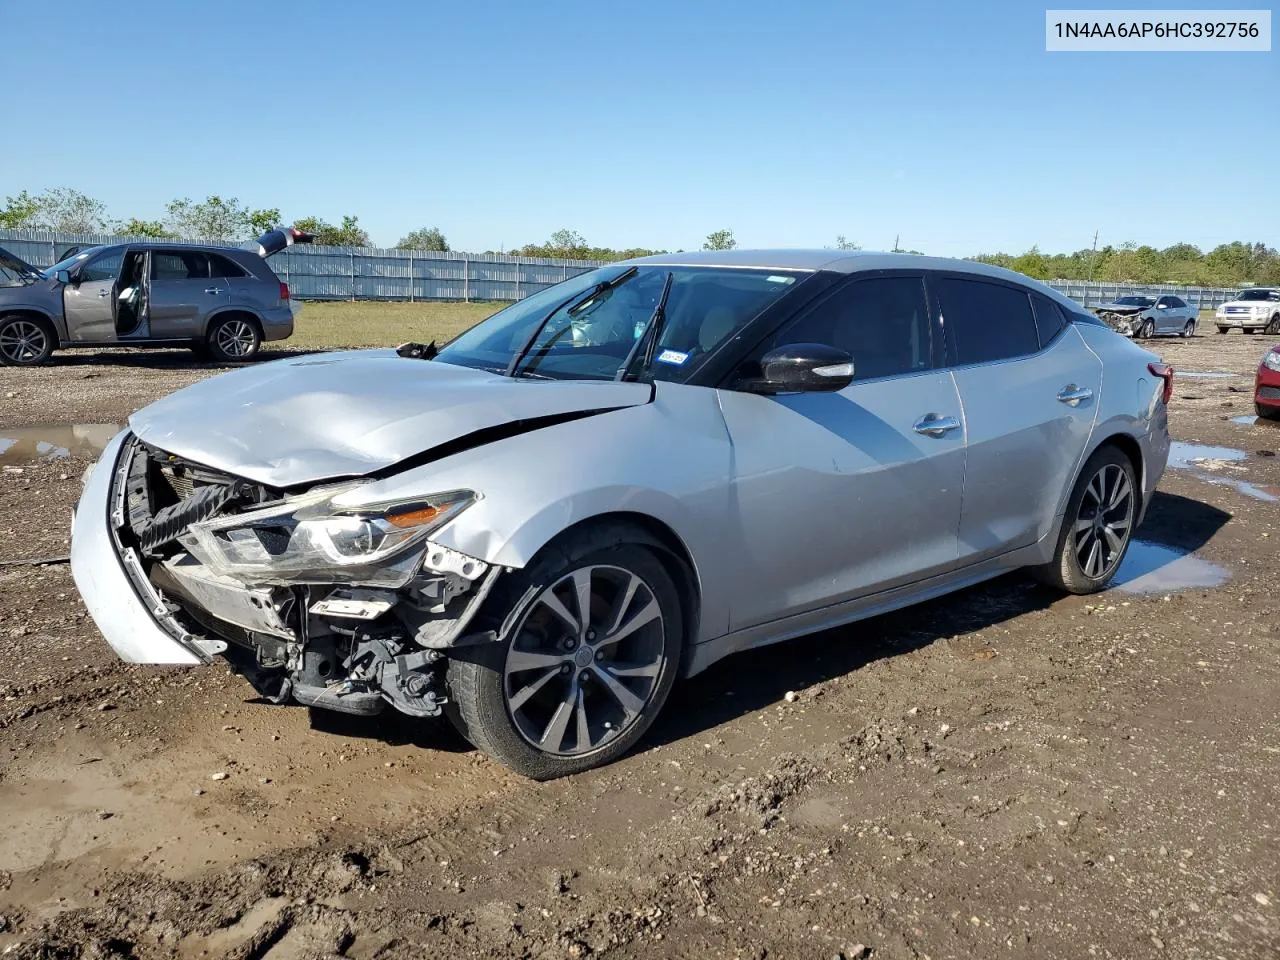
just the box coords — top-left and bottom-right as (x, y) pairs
(648, 489), (1232, 749)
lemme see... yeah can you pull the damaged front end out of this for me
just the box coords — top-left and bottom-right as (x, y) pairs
(1093, 308), (1143, 336)
(110, 434), (500, 719)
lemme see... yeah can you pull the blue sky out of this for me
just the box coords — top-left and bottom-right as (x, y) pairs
(3, 0), (1276, 256)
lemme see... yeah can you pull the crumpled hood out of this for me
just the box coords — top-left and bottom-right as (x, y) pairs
(1094, 302), (1146, 314)
(129, 350), (652, 487)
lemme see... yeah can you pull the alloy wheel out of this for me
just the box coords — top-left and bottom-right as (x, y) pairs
(1072, 463), (1134, 580)
(214, 319), (257, 358)
(503, 564), (666, 757)
(0, 319), (48, 364)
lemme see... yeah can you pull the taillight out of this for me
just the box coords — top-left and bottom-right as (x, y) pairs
(1148, 362), (1173, 404)
(279, 282), (290, 301)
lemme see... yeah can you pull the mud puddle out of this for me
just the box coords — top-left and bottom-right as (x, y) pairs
(1111, 539), (1230, 594)
(0, 423), (120, 465)
(1166, 440), (1279, 501)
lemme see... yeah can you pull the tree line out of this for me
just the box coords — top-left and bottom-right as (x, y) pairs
(973, 241), (1280, 288)
(3, 187), (1275, 286)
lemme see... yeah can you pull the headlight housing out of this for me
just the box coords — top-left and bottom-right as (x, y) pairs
(177, 483), (477, 586)
(1264, 350), (1280, 373)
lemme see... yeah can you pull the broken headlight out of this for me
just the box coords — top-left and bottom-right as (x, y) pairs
(177, 484), (476, 586)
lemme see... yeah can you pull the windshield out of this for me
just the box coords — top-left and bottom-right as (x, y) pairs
(435, 265), (805, 382)
(1234, 289), (1279, 302)
(44, 245), (109, 276)
(0, 248), (42, 286)
(1114, 296), (1153, 306)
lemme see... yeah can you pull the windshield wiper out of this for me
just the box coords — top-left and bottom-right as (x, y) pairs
(617, 271), (673, 382)
(506, 266), (638, 379)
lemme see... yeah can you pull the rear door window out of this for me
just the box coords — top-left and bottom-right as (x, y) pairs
(937, 277), (1039, 365)
(152, 251), (210, 281)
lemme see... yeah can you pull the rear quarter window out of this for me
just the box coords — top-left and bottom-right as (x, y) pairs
(1030, 294), (1067, 347)
(209, 254), (249, 279)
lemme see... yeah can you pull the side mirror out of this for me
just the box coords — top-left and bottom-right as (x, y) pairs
(55, 269), (74, 285)
(740, 342), (855, 394)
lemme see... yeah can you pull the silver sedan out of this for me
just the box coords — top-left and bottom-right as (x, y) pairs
(71, 251), (1172, 779)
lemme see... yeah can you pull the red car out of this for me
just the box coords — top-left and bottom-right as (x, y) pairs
(1258, 344), (1280, 420)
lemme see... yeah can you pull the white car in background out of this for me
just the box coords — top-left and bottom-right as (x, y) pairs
(1215, 287), (1280, 335)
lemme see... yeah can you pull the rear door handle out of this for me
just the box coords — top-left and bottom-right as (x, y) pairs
(1057, 385), (1094, 406)
(204, 287), (223, 295)
(913, 414), (961, 438)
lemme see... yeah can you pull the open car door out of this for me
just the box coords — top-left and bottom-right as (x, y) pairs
(245, 227), (315, 259)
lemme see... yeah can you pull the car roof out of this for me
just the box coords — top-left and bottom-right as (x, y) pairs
(623, 248), (1077, 305)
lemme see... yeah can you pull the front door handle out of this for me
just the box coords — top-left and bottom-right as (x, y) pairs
(97, 289), (110, 298)
(1057, 385), (1094, 406)
(204, 287), (223, 295)
(913, 414), (962, 438)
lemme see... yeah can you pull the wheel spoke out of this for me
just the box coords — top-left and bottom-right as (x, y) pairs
(597, 596), (660, 649)
(1107, 472), (1131, 510)
(1101, 525), (1125, 556)
(506, 648), (567, 673)
(571, 568), (593, 638)
(1073, 515), (1094, 534)
(539, 686), (576, 751)
(1085, 539), (1102, 577)
(590, 666), (645, 719)
(574, 686), (592, 751)
(606, 573), (642, 634)
(605, 660), (661, 679)
(507, 665), (561, 711)
(538, 591), (580, 636)
(1085, 473), (1103, 507)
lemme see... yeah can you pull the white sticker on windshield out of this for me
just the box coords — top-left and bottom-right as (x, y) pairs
(766, 275), (796, 284)
(656, 349), (690, 366)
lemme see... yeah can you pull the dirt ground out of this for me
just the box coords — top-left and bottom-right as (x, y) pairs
(1, 332), (1278, 960)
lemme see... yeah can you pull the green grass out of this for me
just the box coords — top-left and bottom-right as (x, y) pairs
(289, 300), (504, 350)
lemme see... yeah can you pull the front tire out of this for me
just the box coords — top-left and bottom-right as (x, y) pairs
(1034, 446), (1138, 595)
(1258, 402), (1280, 422)
(1267, 315), (1280, 336)
(205, 315), (261, 362)
(446, 531), (685, 780)
(0, 314), (56, 366)
(1181, 320), (1195, 338)
(1244, 328), (1258, 335)
(1217, 326), (1230, 335)
(1139, 318), (1155, 339)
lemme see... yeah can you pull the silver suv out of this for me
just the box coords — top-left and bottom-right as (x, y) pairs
(0, 228), (312, 366)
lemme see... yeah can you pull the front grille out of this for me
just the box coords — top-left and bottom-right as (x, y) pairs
(1225, 307), (1249, 314)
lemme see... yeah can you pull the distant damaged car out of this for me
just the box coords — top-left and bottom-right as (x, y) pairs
(1093, 295), (1197, 339)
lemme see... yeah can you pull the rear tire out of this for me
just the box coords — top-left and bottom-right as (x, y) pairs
(446, 530), (684, 780)
(205, 315), (261, 362)
(0, 314), (56, 367)
(1033, 445), (1138, 595)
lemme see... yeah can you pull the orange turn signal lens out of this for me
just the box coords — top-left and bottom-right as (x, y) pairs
(384, 504), (448, 529)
